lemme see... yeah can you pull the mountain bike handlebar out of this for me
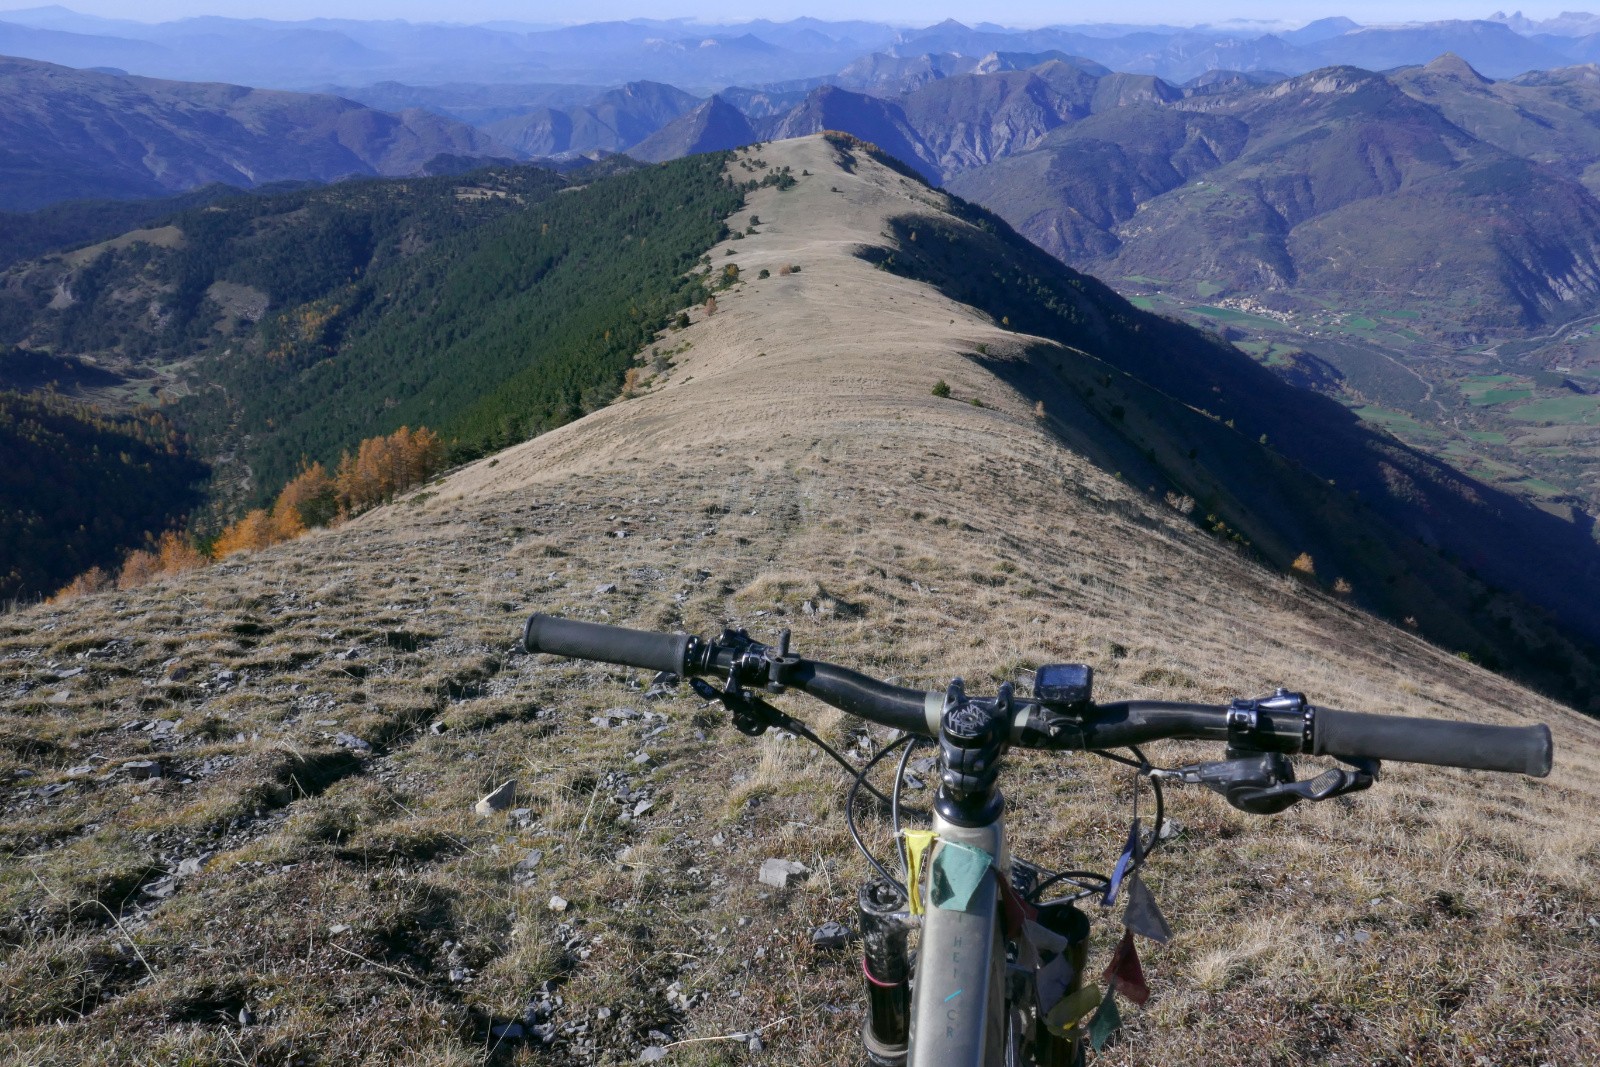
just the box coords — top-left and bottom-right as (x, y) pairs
(521, 613), (1552, 777)
(523, 613), (694, 676)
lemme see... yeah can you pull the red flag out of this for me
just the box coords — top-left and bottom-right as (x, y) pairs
(997, 872), (1038, 939)
(1102, 929), (1150, 1006)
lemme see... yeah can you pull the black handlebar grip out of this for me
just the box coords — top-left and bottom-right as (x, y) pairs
(522, 613), (691, 675)
(1312, 708), (1552, 777)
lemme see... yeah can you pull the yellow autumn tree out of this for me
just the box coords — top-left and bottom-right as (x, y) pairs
(335, 426), (444, 513)
(116, 549), (162, 590)
(50, 566), (113, 602)
(270, 497), (306, 541)
(155, 531), (207, 575)
(212, 509), (278, 558)
(275, 460), (339, 530)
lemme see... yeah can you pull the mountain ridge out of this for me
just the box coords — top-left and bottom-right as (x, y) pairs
(0, 134), (1592, 1066)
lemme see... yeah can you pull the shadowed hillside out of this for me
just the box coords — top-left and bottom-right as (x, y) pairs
(0, 137), (1596, 1065)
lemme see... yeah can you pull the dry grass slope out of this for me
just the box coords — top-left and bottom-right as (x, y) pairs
(1, 136), (1596, 1065)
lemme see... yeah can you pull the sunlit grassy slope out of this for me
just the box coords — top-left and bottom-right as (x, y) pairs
(1, 137), (1595, 1065)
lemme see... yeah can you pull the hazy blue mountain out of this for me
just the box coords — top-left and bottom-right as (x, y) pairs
(769, 86), (940, 181)
(627, 95), (757, 162)
(0, 4), (156, 36)
(1280, 16), (1361, 45)
(718, 84), (813, 119)
(1182, 69), (1291, 93)
(5, 11), (1600, 95)
(1307, 20), (1571, 78)
(325, 81), (604, 126)
(0, 56), (508, 209)
(0, 19), (172, 70)
(899, 69), (1082, 171)
(835, 52), (979, 94)
(1487, 10), (1600, 36)
(485, 81), (700, 158)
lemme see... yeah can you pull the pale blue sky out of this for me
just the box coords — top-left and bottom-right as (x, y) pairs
(7, 3), (1583, 28)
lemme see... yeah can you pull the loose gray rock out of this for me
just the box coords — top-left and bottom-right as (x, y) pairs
(639, 1048), (667, 1062)
(595, 583), (617, 595)
(176, 856), (209, 878)
(334, 732), (372, 752)
(328, 923), (352, 936)
(142, 877), (177, 900)
(759, 858), (810, 889)
(475, 779), (517, 816)
(811, 921), (851, 951)
(549, 895), (569, 912)
(491, 1022), (525, 1041)
(121, 760), (163, 779)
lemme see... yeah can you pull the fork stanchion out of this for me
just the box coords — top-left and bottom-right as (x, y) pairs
(859, 880), (911, 1065)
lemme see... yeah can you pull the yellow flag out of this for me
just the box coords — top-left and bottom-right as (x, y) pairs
(902, 831), (937, 916)
(1045, 983), (1102, 1037)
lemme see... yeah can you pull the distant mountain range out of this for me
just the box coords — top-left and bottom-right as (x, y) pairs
(14, 6), (1600, 202)
(0, 56), (506, 209)
(942, 55), (1600, 336)
(17, 36), (1600, 340)
(8, 7), (1600, 91)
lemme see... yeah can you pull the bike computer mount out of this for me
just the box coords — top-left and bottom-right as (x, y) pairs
(1151, 689), (1379, 814)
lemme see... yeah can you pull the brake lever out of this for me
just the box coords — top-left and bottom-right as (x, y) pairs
(688, 675), (799, 737)
(1235, 757), (1378, 806)
(1152, 754), (1379, 814)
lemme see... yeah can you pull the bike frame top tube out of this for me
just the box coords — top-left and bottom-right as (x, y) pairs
(908, 807), (1009, 1067)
